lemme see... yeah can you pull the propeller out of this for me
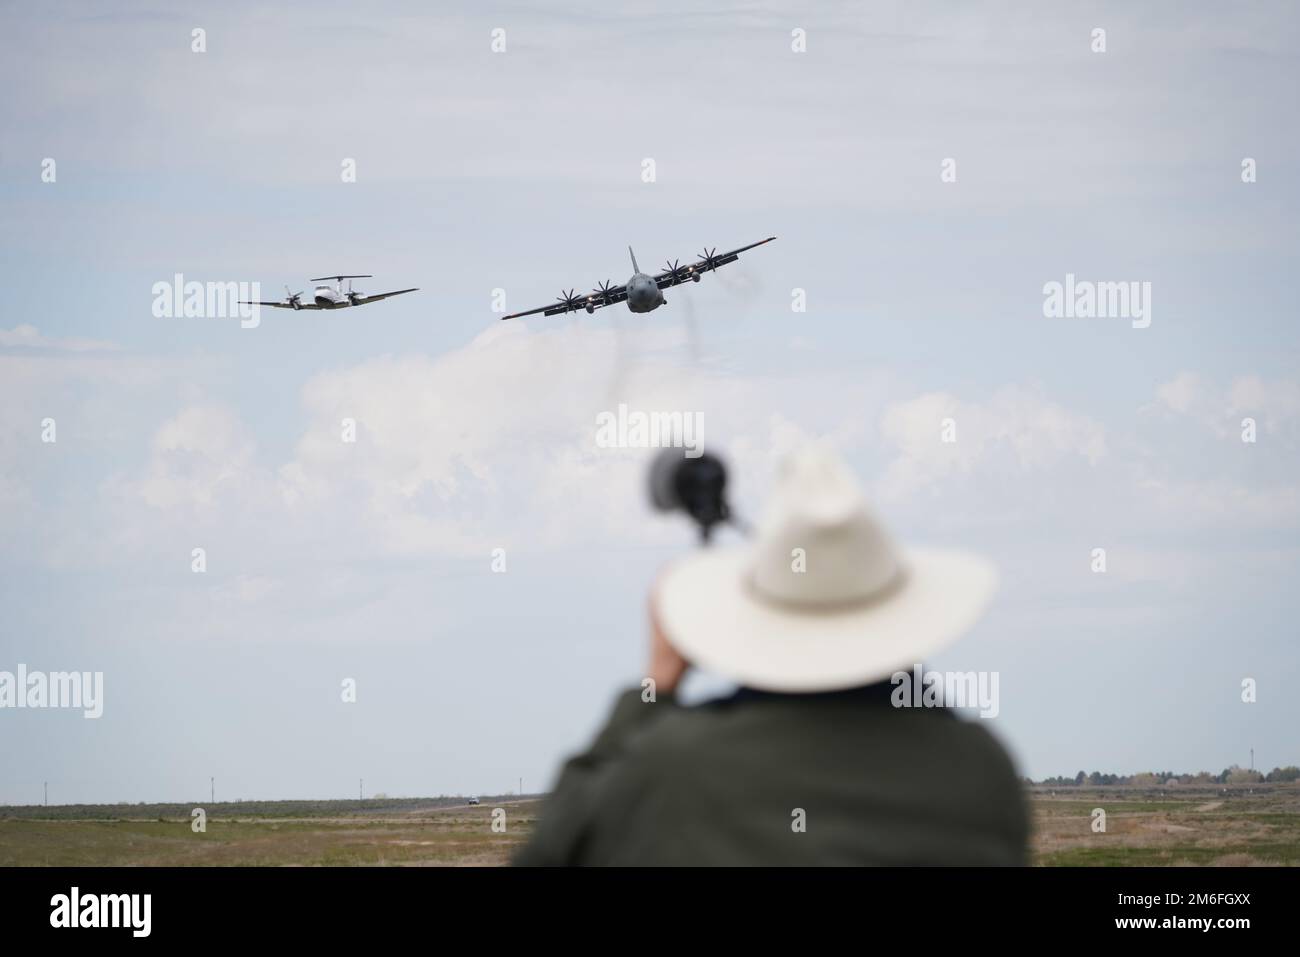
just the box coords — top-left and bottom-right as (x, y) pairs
(346, 279), (362, 306)
(697, 247), (720, 272)
(284, 285), (304, 310)
(662, 259), (685, 284)
(555, 289), (583, 313)
(593, 280), (617, 305)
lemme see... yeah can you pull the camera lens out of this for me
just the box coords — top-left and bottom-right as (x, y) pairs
(649, 449), (730, 542)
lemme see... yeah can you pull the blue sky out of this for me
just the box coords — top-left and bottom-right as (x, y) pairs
(1, 0), (1298, 803)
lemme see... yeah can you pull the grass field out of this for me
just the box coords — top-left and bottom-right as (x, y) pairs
(2, 784), (1297, 866)
(1030, 783), (1300, 866)
(0, 797), (535, 867)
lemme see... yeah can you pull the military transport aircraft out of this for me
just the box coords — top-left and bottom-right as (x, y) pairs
(500, 238), (776, 320)
(242, 275), (418, 311)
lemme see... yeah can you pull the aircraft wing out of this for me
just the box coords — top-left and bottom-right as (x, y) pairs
(654, 236), (777, 289)
(353, 288), (418, 305)
(239, 300), (323, 310)
(501, 284), (628, 320)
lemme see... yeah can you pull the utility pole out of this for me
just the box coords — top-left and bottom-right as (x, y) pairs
(210, 776), (214, 804)
(44, 781), (47, 806)
(359, 778), (363, 801)
(1250, 748), (1254, 771)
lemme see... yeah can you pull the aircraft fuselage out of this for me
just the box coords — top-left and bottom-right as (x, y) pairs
(625, 273), (666, 314)
(313, 286), (353, 309)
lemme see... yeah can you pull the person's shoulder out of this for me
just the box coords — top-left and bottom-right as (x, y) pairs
(606, 692), (755, 784)
(927, 710), (1021, 773)
(927, 713), (1028, 830)
(624, 690), (1023, 786)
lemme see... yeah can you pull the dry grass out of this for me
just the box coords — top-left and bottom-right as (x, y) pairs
(1029, 782), (1300, 866)
(4, 784), (1298, 866)
(0, 800), (538, 867)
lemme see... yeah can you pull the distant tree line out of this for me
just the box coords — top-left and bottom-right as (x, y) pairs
(1033, 765), (1300, 786)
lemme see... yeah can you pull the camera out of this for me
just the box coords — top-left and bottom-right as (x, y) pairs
(648, 448), (736, 543)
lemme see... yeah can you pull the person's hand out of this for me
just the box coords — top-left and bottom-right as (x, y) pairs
(646, 585), (690, 696)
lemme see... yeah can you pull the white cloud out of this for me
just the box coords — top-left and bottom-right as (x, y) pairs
(875, 386), (1108, 502)
(0, 324), (120, 353)
(275, 322), (882, 556)
(134, 404), (262, 511)
(1227, 376), (1300, 434)
(1156, 371), (1200, 415)
(1151, 371), (1300, 440)
(7, 319), (1294, 582)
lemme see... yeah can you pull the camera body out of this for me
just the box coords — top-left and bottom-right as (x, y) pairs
(648, 448), (733, 543)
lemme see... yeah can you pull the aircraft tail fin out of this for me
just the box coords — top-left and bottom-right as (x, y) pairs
(628, 246), (640, 274)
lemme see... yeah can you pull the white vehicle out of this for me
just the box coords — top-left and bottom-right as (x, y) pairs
(467, 796), (480, 806)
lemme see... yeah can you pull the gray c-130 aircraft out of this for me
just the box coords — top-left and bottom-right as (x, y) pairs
(500, 237), (776, 320)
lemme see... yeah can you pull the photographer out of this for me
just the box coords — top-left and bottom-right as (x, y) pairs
(515, 448), (1028, 866)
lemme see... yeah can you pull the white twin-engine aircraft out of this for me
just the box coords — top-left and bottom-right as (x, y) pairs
(501, 237), (776, 320)
(243, 274), (418, 311)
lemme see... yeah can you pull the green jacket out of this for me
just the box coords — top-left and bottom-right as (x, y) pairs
(515, 682), (1028, 866)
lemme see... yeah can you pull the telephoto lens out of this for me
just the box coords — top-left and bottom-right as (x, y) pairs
(648, 448), (731, 543)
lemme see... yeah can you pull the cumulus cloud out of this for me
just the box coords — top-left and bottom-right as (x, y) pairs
(18, 322), (875, 567)
(875, 385), (1108, 502)
(133, 404), (263, 511)
(1151, 371), (1300, 440)
(274, 322), (883, 556)
(9, 318), (1295, 579)
(1155, 371), (1201, 415)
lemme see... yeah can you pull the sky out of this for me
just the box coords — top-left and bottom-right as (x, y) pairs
(1, 0), (1298, 805)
